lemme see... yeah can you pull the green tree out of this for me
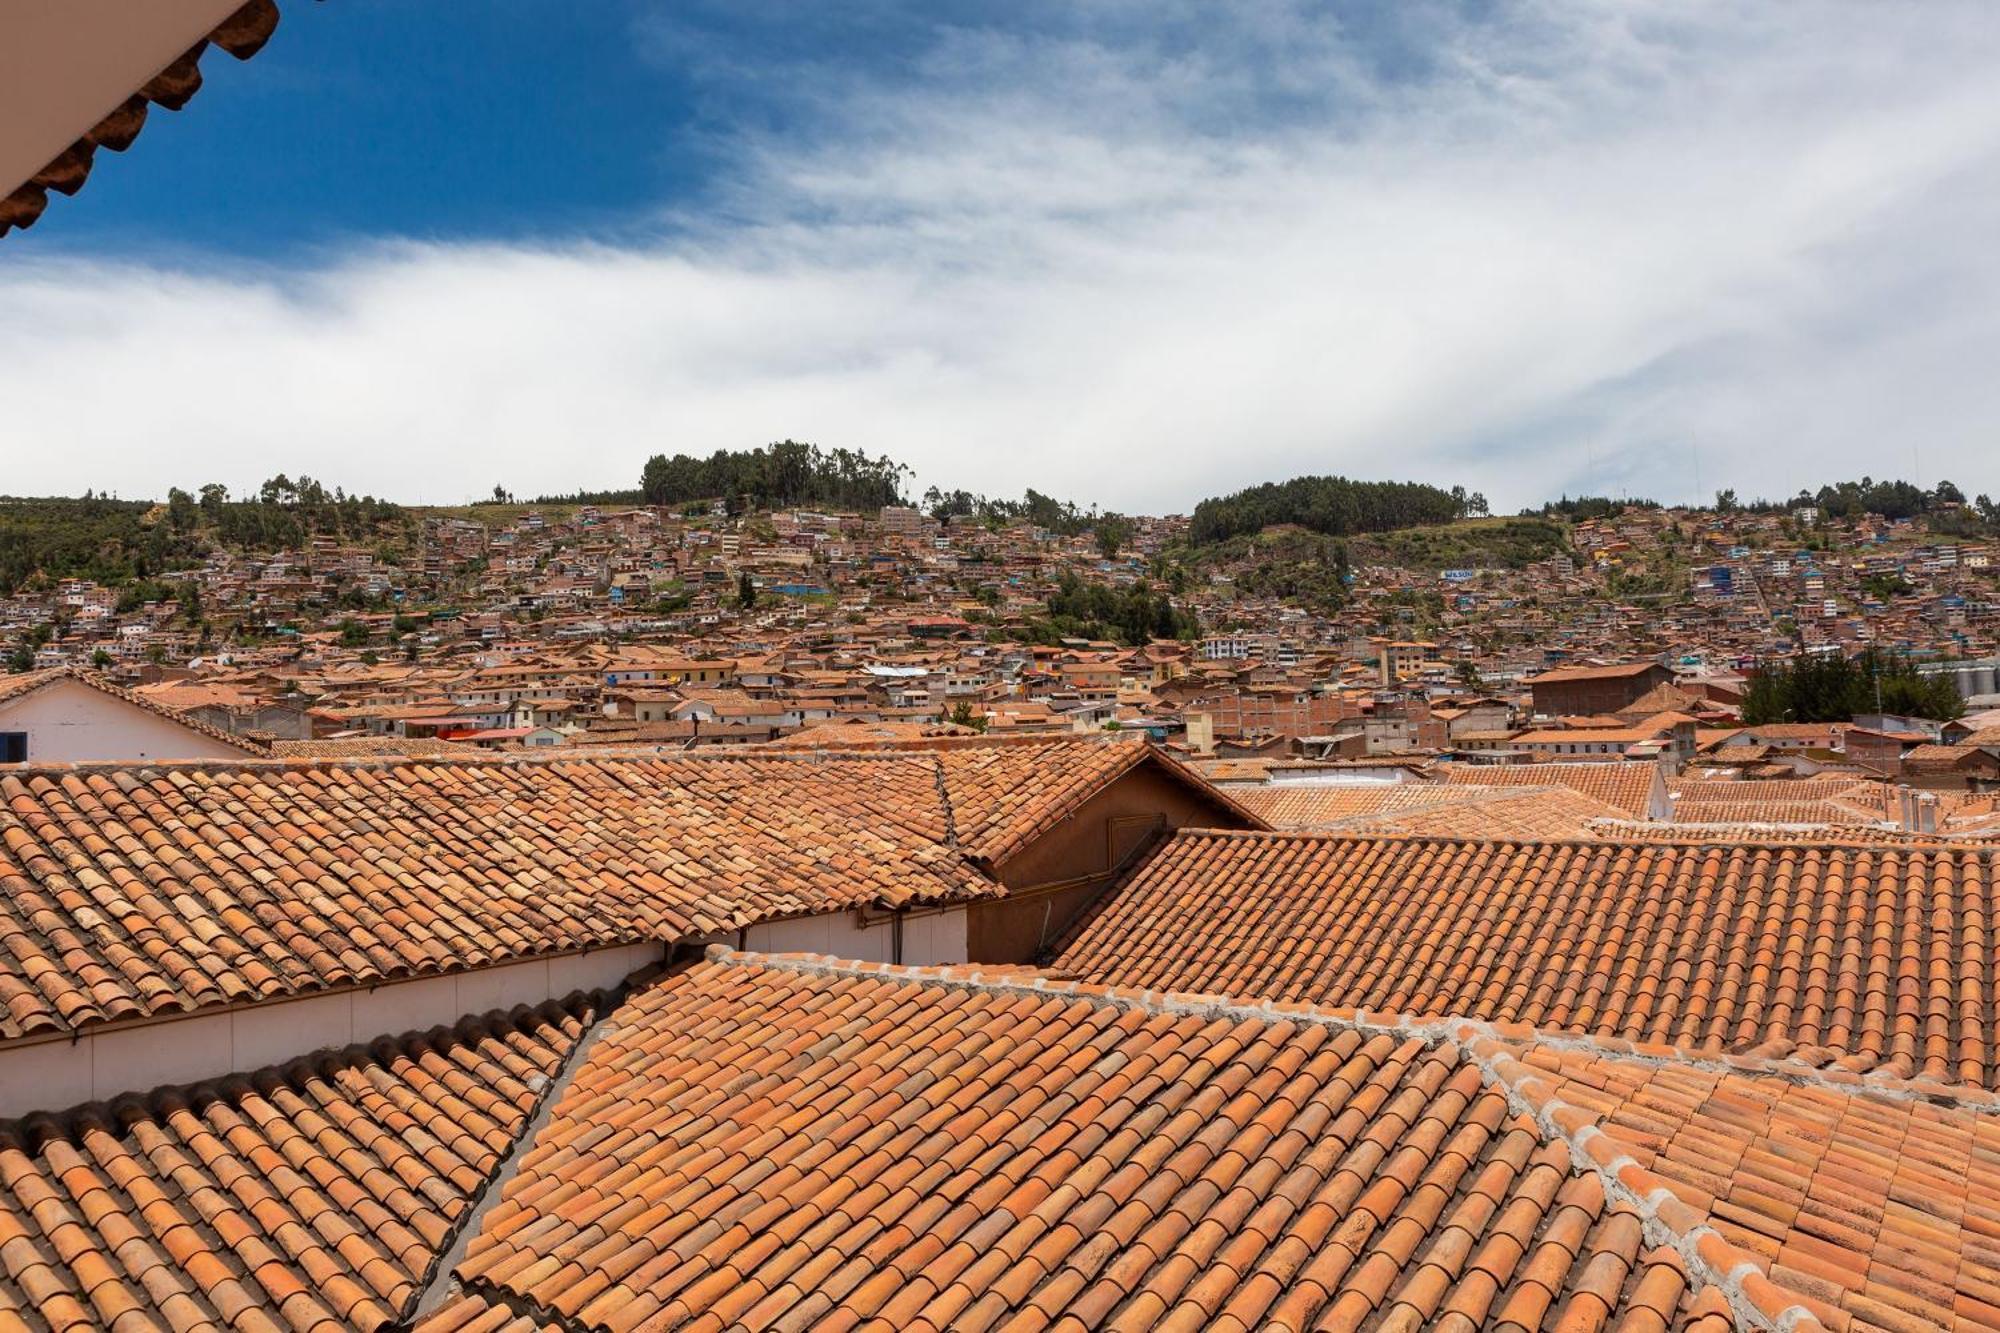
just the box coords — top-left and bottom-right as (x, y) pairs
(946, 700), (989, 733)
(737, 572), (758, 609)
(1094, 514), (1134, 559)
(1189, 474), (1473, 545)
(1741, 650), (1964, 724)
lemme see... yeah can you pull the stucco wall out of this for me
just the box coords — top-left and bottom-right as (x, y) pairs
(0, 941), (661, 1118)
(741, 906), (968, 965)
(0, 678), (252, 762)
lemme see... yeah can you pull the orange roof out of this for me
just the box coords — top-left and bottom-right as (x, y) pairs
(1505, 1032), (2000, 1333)
(0, 745), (1082, 1042)
(1584, 817), (1996, 846)
(1668, 777), (1883, 803)
(444, 952), (1718, 1331)
(1052, 827), (2000, 1087)
(0, 738), (1250, 1042)
(0, 997), (594, 1330)
(1231, 781), (1626, 838)
(1526, 661), (1666, 684)
(1438, 760), (1662, 819)
(269, 735), (481, 757)
(1668, 797), (1884, 827)
(763, 718), (974, 747)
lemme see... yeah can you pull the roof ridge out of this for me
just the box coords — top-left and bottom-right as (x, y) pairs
(1146, 822), (2000, 856)
(1464, 1038), (1829, 1333)
(1494, 1027), (2000, 1111)
(713, 947), (2000, 1107)
(702, 948), (1830, 1331)
(931, 753), (959, 849)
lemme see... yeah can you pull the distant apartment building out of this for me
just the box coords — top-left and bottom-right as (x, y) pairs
(1526, 661), (1673, 716)
(877, 505), (927, 537)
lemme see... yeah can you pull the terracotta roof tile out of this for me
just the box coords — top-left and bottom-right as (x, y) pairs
(0, 998), (592, 1331)
(1497, 1032), (2000, 1333)
(0, 740), (1229, 1044)
(1234, 783), (1630, 839)
(1052, 828), (2000, 1088)
(446, 954), (1707, 1331)
(1438, 762), (1664, 819)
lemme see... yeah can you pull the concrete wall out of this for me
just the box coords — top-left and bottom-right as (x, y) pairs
(742, 906), (968, 965)
(0, 941), (660, 1119)
(0, 678), (252, 762)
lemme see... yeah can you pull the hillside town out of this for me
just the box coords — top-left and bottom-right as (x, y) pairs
(4, 490), (1998, 801)
(13, 4), (2000, 1331)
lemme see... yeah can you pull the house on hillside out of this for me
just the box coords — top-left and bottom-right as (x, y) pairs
(1526, 660), (1673, 717)
(0, 667), (269, 762)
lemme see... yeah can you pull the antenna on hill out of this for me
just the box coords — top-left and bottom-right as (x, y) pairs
(1691, 443), (1701, 508)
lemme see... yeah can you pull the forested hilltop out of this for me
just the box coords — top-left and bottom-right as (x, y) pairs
(0, 478), (406, 595)
(1188, 476), (1488, 545)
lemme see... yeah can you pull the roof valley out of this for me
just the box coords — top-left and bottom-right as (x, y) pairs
(405, 983), (635, 1327)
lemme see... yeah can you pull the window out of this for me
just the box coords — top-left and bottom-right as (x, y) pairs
(0, 733), (25, 763)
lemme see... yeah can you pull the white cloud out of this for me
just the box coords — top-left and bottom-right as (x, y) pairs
(4, 0), (2000, 511)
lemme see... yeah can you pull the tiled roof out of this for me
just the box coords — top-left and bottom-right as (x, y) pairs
(268, 737), (483, 758)
(1669, 798), (1886, 827)
(1668, 778), (1883, 804)
(1526, 661), (1665, 683)
(448, 952), (1715, 1332)
(1508, 1033), (2000, 1333)
(1437, 761), (1662, 819)
(0, 997), (594, 1331)
(1228, 782), (1481, 828)
(0, 668), (270, 755)
(1051, 828), (2000, 1087)
(2, 2), (284, 238)
(763, 719), (976, 747)
(1584, 818), (1998, 846)
(0, 740), (1233, 1043)
(1235, 783), (1629, 839)
(1340, 787), (1632, 840)
(0, 753), (957, 1042)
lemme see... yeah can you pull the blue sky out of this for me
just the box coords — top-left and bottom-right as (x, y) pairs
(19, 2), (761, 255)
(4, 2), (2000, 511)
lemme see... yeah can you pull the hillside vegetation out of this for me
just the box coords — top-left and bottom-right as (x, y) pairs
(1352, 517), (1570, 571)
(1188, 475), (1486, 545)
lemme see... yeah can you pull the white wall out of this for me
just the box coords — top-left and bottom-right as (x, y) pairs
(0, 678), (252, 762)
(741, 907), (968, 966)
(0, 941), (659, 1118)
